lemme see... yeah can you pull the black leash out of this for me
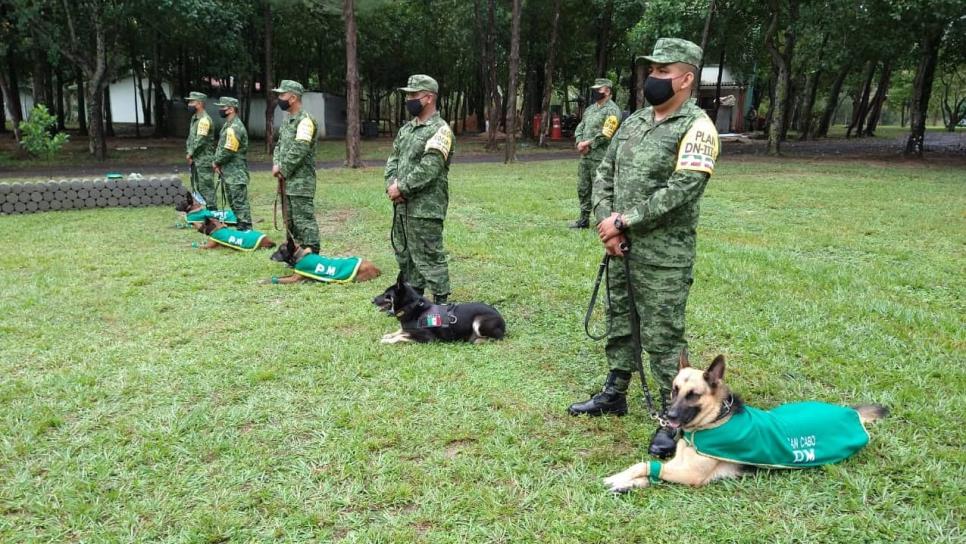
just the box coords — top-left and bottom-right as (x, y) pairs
(217, 171), (229, 210)
(390, 201), (409, 256)
(189, 163), (199, 195)
(585, 239), (667, 426)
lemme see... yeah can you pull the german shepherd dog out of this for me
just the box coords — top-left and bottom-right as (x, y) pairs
(372, 275), (507, 344)
(261, 239), (382, 284)
(195, 217), (276, 250)
(604, 353), (888, 492)
(175, 190), (235, 224)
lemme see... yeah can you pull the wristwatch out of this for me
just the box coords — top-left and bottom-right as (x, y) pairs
(613, 215), (625, 231)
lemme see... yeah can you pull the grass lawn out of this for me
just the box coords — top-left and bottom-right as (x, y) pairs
(1, 157), (963, 542)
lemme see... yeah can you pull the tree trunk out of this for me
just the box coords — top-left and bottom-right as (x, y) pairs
(594, 0), (614, 77)
(484, 0), (500, 151)
(0, 83), (5, 133)
(31, 49), (53, 110)
(847, 61), (875, 138)
(76, 73), (88, 136)
(505, 0), (522, 163)
(343, 0), (363, 168)
(539, 0), (562, 147)
(0, 52), (24, 143)
(864, 61), (892, 136)
(816, 63), (848, 138)
(103, 85), (115, 137)
(264, 0), (276, 155)
(55, 71), (66, 130)
(697, 0), (716, 78)
(905, 22), (945, 157)
(713, 46), (725, 124)
(764, 0), (797, 155)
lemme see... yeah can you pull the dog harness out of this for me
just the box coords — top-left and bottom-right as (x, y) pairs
(293, 253), (363, 283)
(682, 402), (870, 468)
(185, 208), (238, 224)
(208, 227), (266, 252)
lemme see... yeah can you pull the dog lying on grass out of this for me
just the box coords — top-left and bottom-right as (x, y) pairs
(194, 217), (275, 252)
(174, 190), (238, 225)
(262, 240), (381, 284)
(604, 353), (887, 492)
(372, 275), (506, 344)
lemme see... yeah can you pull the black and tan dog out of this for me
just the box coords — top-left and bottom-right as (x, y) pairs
(175, 190), (237, 225)
(372, 275), (506, 344)
(262, 239), (382, 284)
(604, 353), (887, 492)
(194, 217), (276, 251)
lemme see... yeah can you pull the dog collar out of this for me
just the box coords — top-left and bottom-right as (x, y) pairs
(648, 460), (662, 484)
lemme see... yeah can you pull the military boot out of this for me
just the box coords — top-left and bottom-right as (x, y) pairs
(568, 370), (630, 416)
(568, 217), (590, 229)
(434, 293), (448, 305)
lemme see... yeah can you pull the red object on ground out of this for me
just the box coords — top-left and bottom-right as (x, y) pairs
(550, 114), (562, 140)
(532, 114), (543, 138)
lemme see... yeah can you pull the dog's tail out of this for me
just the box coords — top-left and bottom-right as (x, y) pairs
(853, 404), (889, 425)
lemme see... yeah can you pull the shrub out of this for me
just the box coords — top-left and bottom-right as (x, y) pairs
(18, 104), (69, 159)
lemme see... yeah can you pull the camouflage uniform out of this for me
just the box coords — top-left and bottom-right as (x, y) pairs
(272, 80), (320, 252)
(574, 79), (621, 224)
(213, 97), (252, 230)
(592, 39), (720, 405)
(185, 91), (217, 210)
(385, 74), (455, 299)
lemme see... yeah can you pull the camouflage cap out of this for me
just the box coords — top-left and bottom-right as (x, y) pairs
(637, 38), (704, 68)
(399, 74), (439, 94)
(184, 91), (207, 102)
(272, 80), (304, 96)
(590, 78), (613, 89)
(214, 97), (239, 108)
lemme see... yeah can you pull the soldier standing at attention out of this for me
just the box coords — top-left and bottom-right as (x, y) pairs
(385, 75), (454, 304)
(569, 78), (621, 229)
(271, 80), (320, 254)
(568, 38), (720, 460)
(185, 91), (217, 210)
(212, 97), (252, 231)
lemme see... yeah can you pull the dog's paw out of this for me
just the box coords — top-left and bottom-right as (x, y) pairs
(603, 474), (648, 494)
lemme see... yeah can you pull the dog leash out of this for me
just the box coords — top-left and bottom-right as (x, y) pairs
(216, 171), (228, 210)
(273, 175), (294, 246)
(586, 239), (667, 427)
(189, 163), (199, 195)
(390, 201), (409, 256)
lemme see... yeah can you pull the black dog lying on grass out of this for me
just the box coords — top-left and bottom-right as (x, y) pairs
(372, 275), (506, 344)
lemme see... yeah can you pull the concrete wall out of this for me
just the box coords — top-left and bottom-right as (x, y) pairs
(107, 76), (172, 124)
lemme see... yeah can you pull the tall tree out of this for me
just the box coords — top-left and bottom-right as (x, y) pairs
(483, 0), (501, 151)
(538, 0), (562, 147)
(263, 0), (276, 155)
(763, 0), (797, 155)
(343, 0), (363, 167)
(504, 0), (521, 163)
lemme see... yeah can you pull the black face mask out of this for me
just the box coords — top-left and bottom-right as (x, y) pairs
(277, 99), (291, 111)
(186, 103), (196, 113)
(219, 109), (229, 118)
(643, 76), (677, 106)
(405, 98), (425, 117)
(591, 90), (604, 102)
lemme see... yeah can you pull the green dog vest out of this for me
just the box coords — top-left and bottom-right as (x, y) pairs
(293, 253), (362, 283)
(208, 227), (266, 252)
(185, 208), (238, 224)
(682, 402), (870, 468)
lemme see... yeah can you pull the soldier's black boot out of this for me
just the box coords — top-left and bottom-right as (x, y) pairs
(568, 217), (590, 229)
(647, 422), (678, 459)
(434, 293), (449, 305)
(568, 370), (630, 416)
(237, 223), (252, 231)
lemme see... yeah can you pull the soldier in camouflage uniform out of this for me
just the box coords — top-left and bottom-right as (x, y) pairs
(570, 78), (622, 229)
(385, 75), (455, 304)
(185, 91), (217, 210)
(212, 97), (252, 231)
(271, 80), (320, 254)
(568, 38), (720, 459)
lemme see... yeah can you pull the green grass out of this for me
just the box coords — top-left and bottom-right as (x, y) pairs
(1, 158), (964, 542)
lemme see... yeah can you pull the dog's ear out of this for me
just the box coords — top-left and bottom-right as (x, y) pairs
(678, 349), (690, 370)
(704, 355), (726, 387)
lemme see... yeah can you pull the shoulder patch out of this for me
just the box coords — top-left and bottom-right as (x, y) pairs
(224, 127), (240, 152)
(424, 125), (453, 160)
(295, 117), (316, 142)
(601, 115), (619, 138)
(675, 116), (719, 175)
(197, 117), (210, 136)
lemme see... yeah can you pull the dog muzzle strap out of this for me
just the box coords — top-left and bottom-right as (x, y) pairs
(648, 460), (662, 484)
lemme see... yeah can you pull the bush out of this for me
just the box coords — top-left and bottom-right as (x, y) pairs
(18, 105), (69, 159)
